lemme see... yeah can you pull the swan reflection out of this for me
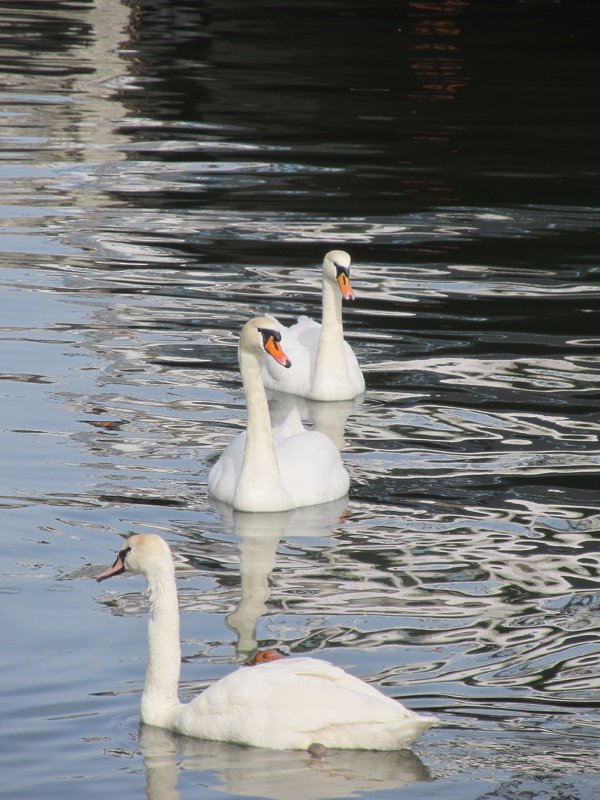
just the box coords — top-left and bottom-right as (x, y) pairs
(139, 723), (431, 800)
(211, 497), (349, 662)
(267, 389), (362, 451)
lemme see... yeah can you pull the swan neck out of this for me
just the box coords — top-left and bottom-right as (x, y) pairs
(240, 347), (276, 459)
(141, 563), (182, 723)
(320, 277), (344, 334)
(312, 279), (348, 393)
(235, 346), (291, 509)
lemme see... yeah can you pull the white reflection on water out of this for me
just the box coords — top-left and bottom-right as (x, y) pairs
(213, 498), (349, 662)
(138, 724), (430, 800)
(381, 356), (600, 392)
(267, 392), (362, 451)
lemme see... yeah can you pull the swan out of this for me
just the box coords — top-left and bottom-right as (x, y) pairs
(96, 534), (437, 751)
(261, 250), (365, 401)
(207, 316), (349, 512)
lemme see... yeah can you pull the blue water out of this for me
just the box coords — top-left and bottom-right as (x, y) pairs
(1, 1), (600, 798)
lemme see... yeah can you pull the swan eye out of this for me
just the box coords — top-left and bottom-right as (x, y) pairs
(335, 264), (350, 280)
(257, 327), (281, 347)
(112, 546), (131, 574)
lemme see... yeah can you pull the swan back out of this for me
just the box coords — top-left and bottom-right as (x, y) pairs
(175, 656), (436, 750)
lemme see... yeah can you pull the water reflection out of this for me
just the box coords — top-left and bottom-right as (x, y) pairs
(2, 1), (600, 798)
(139, 724), (430, 800)
(267, 392), (361, 451)
(407, 0), (470, 102)
(212, 497), (349, 661)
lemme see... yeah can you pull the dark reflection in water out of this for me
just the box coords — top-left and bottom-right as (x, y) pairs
(1, 1), (600, 799)
(406, 0), (470, 103)
(106, 0), (600, 217)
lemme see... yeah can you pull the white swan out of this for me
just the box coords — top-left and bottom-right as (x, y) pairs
(261, 250), (365, 401)
(207, 316), (349, 512)
(97, 534), (437, 751)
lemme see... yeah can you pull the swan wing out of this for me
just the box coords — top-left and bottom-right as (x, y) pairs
(209, 425), (347, 510)
(207, 432), (246, 506)
(176, 658), (434, 750)
(276, 430), (349, 506)
(289, 314), (320, 345)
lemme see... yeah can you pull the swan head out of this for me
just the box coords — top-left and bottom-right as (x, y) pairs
(323, 250), (355, 301)
(96, 534), (173, 582)
(241, 316), (291, 368)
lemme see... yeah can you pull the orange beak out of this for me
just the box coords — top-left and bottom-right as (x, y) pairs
(264, 334), (291, 368)
(337, 271), (355, 301)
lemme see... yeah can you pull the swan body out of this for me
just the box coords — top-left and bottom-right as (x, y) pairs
(96, 534), (436, 751)
(261, 250), (365, 401)
(208, 316), (349, 512)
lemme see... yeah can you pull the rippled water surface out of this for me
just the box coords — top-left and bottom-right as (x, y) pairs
(1, 1), (600, 798)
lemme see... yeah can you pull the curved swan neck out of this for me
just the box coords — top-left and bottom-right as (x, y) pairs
(240, 346), (276, 461)
(141, 561), (182, 725)
(320, 274), (344, 334)
(236, 344), (292, 509)
(313, 279), (349, 393)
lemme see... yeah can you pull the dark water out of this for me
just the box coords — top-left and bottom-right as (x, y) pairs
(1, 1), (600, 798)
